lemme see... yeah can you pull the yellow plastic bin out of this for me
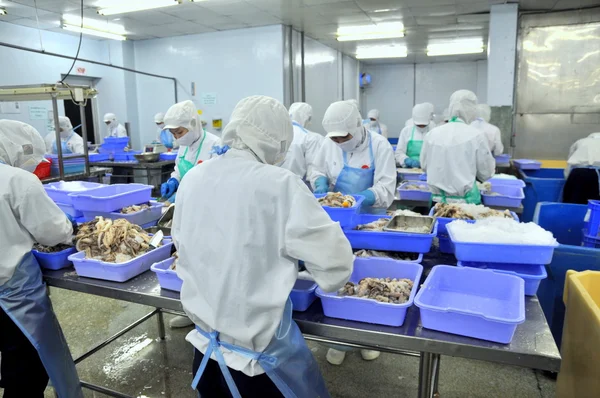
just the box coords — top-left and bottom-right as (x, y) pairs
(556, 270), (600, 397)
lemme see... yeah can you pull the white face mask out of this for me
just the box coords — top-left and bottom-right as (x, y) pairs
(177, 128), (201, 147)
(370, 120), (378, 127)
(335, 133), (361, 153)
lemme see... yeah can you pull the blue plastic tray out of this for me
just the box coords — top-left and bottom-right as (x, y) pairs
(69, 239), (173, 282)
(316, 257), (423, 326)
(44, 181), (106, 205)
(415, 265), (525, 343)
(494, 154), (511, 164)
(514, 159), (542, 170)
(429, 208), (520, 236)
(482, 185), (524, 208)
(33, 247), (77, 270)
(397, 181), (431, 201)
(69, 184), (153, 213)
(81, 201), (162, 226)
(56, 202), (83, 218)
(457, 261), (547, 296)
(151, 257), (182, 292)
(354, 251), (423, 263)
(89, 153), (109, 162)
(159, 152), (178, 161)
(344, 215), (437, 253)
(290, 279), (318, 312)
(315, 194), (365, 229)
(438, 235), (453, 254)
(488, 178), (525, 188)
(446, 224), (559, 264)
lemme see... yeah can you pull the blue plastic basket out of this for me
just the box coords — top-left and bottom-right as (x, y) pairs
(69, 184), (153, 213)
(159, 152), (178, 161)
(519, 168), (566, 222)
(415, 265), (525, 343)
(438, 235), (453, 254)
(55, 202), (83, 218)
(488, 178), (525, 188)
(290, 279), (318, 312)
(69, 239), (173, 282)
(494, 154), (511, 164)
(482, 185), (524, 208)
(315, 194), (365, 229)
(89, 153), (109, 162)
(586, 200), (600, 237)
(33, 247), (77, 270)
(81, 201), (162, 226)
(514, 159), (542, 170)
(397, 181), (431, 201)
(344, 214), (437, 253)
(151, 257), (182, 292)
(457, 261), (547, 296)
(316, 257), (423, 326)
(428, 208), (519, 236)
(447, 223), (559, 264)
(44, 181), (106, 205)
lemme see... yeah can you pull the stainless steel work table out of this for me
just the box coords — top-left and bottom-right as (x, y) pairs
(40, 167), (113, 184)
(43, 250), (560, 398)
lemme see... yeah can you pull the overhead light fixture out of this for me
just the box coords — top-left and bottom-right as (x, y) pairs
(0, 8), (7, 15)
(63, 14), (127, 35)
(97, 0), (180, 16)
(427, 39), (484, 56)
(62, 24), (127, 41)
(337, 22), (404, 41)
(356, 45), (408, 59)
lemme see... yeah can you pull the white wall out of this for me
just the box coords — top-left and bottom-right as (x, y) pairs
(0, 21), (137, 144)
(362, 60), (488, 138)
(342, 55), (359, 102)
(133, 25), (285, 146)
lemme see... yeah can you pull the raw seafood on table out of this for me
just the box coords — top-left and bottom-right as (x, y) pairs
(338, 277), (414, 304)
(354, 249), (419, 262)
(120, 203), (150, 214)
(476, 181), (492, 192)
(403, 183), (430, 191)
(33, 243), (73, 253)
(317, 192), (356, 208)
(432, 203), (513, 220)
(75, 217), (156, 263)
(355, 218), (389, 231)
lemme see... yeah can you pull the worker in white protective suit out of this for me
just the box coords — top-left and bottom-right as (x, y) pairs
(171, 95), (353, 397)
(405, 102), (436, 129)
(563, 132), (600, 204)
(364, 109), (389, 138)
(395, 103), (433, 168)
(281, 102), (323, 180)
(103, 113), (128, 139)
(49, 116), (85, 155)
(154, 112), (174, 149)
(421, 90), (495, 204)
(312, 101), (396, 215)
(471, 104), (504, 156)
(0, 120), (83, 398)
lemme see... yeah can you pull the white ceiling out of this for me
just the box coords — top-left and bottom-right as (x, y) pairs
(1, 0), (599, 62)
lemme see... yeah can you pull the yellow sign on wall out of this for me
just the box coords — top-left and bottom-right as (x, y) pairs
(212, 119), (222, 129)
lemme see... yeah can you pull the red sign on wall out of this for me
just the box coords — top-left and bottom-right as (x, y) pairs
(76, 67), (86, 75)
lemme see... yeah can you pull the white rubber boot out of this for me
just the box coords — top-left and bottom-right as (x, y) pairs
(326, 348), (347, 365)
(360, 349), (381, 361)
(169, 315), (194, 328)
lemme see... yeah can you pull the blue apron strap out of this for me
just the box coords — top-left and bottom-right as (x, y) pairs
(368, 133), (374, 169)
(342, 148), (349, 166)
(292, 121), (308, 134)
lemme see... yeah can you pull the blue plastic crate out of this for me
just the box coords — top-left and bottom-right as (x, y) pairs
(457, 261), (547, 296)
(290, 279), (318, 312)
(69, 184), (153, 213)
(159, 152), (178, 161)
(489, 177), (525, 188)
(415, 265), (525, 344)
(494, 154), (511, 164)
(514, 159), (542, 170)
(344, 214), (437, 253)
(33, 247), (77, 270)
(438, 235), (453, 254)
(89, 153), (109, 162)
(56, 202), (83, 218)
(44, 181), (105, 205)
(482, 185), (524, 208)
(397, 181), (431, 201)
(151, 257), (182, 292)
(81, 201), (163, 226)
(316, 257), (423, 326)
(586, 200), (600, 237)
(315, 194), (365, 229)
(519, 168), (566, 222)
(446, 223), (559, 265)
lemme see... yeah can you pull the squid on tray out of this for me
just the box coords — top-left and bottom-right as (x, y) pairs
(338, 277), (414, 304)
(75, 217), (155, 263)
(120, 203), (150, 214)
(317, 192), (356, 208)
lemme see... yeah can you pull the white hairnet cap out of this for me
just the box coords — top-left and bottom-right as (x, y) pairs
(323, 101), (362, 138)
(423, 102), (435, 117)
(448, 90), (479, 124)
(103, 113), (116, 122)
(367, 109), (380, 120)
(412, 103), (431, 125)
(289, 102), (313, 127)
(346, 99), (359, 109)
(476, 104), (491, 123)
(163, 100), (199, 131)
(154, 112), (165, 124)
(58, 116), (73, 131)
(0, 120), (46, 168)
(222, 95), (293, 165)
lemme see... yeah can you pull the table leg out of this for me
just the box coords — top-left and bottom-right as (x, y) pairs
(418, 352), (440, 398)
(157, 309), (166, 340)
(432, 354), (441, 397)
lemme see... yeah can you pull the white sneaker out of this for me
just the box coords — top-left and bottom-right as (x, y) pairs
(326, 349), (346, 365)
(360, 349), (380, 361)
(169, 315), (193, 328)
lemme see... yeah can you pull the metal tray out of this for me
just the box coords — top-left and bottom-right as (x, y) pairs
(144, 226), (172, 237)
(383, 215), (435, 234)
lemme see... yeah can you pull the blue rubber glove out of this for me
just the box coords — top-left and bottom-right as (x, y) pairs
(404, 158), (421, 168)
(161, 178), (179, 198)
(65, 213), (78, 235)
(314, 176), (329, 194)
(166, 192), (176, 204)
(357, 189), (376, 206)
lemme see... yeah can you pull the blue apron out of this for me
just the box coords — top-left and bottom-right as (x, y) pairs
(52, 132), (74, 155)
(0, 252), (83, 397)
(191, 298), (329, 398)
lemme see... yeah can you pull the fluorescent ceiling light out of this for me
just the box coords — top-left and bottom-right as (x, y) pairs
(97, 0), (180, 16)
(63, 14), (127, 34)
(0, 8), (7, 16)
(356, 45), (408, 59)
(62, 24), (127, 41)
(427, 40), (484, 56)
(337, 22), (404, 41)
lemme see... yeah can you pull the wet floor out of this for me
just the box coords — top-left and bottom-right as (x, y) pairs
(2, 287), (555, 398)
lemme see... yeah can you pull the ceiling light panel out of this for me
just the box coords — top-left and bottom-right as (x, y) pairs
(62, 14), (127, 34)
(427, 39), (484, 56)
(62, 24), (127, 40)
(337, 22), (404, 41)
(97, 0), (180, 16)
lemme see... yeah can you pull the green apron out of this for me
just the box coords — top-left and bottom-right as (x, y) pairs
(406, 126), (423, 161)
(178, 132), (206, 179)
(431, 117), (482, 205)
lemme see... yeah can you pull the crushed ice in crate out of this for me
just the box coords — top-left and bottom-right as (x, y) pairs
(447, 218), (558, 246)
